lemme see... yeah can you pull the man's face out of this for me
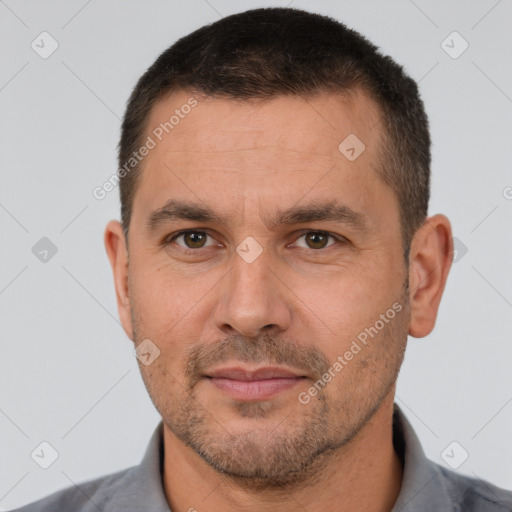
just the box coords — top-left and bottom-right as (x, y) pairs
(125, 89), (410, 486)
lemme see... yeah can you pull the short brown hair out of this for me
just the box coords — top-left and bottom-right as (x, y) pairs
(118, 7), (430, 256)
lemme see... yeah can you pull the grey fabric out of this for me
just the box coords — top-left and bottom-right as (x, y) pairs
(11, 404), (512, 511)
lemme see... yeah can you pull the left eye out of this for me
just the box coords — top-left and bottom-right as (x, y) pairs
(170, 231), (217, 249)
(293, 232), (337, 250)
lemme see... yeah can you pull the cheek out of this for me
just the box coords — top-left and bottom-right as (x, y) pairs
(293, 261), (401, 341)
(130, 265), (199, 336)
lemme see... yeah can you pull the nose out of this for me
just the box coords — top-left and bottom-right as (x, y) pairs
(213, 249), (292, 339)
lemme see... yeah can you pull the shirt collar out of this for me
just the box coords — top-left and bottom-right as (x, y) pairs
(391, 403), (453, 511)
(108, 422), (171, 511)
(127, 403), (453, 512)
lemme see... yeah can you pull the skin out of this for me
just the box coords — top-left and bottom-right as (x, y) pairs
(105, 88), (453, 512)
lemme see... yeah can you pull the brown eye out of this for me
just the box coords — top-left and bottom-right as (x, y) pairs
(169, 231), (215, 250)
(183, 231), (207, 248)
(293, 231), (337, 250)
(305, 232), (330, 249)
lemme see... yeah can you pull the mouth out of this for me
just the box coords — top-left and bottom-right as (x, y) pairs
(204, 366), (307, 401)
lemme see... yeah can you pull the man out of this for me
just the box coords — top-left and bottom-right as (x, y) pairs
(13, 7), (512, 512)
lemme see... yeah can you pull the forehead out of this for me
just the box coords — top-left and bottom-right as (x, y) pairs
(144, 88), (381, 159)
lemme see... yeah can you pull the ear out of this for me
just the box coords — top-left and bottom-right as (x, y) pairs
(408, 214), (453, 338)
(104, 220), (134, 340)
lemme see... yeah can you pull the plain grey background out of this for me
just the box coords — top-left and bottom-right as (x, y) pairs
(1, 0), (511, 508)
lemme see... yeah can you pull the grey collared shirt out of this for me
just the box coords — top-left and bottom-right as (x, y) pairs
(11, 404), (512, 511)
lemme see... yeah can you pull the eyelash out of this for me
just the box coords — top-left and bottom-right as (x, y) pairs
(164, 229), (346, 254)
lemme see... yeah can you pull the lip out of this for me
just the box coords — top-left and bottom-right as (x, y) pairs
(205, 366), (306, 400)
(206, 366), (304, 380)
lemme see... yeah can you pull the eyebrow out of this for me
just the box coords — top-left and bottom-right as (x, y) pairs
(147, 200), (224, 231)
(146, 199), (369, 232)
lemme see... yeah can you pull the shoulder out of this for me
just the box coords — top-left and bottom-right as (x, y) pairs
(9, 466), (136, 512)
(437, 464), (512, 511)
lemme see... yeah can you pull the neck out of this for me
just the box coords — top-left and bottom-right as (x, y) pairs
(162, 391), (403, 512)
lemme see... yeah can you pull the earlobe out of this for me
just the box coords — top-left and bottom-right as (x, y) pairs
(104, 220), (134, 340)
(408, 214), (453, 338)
